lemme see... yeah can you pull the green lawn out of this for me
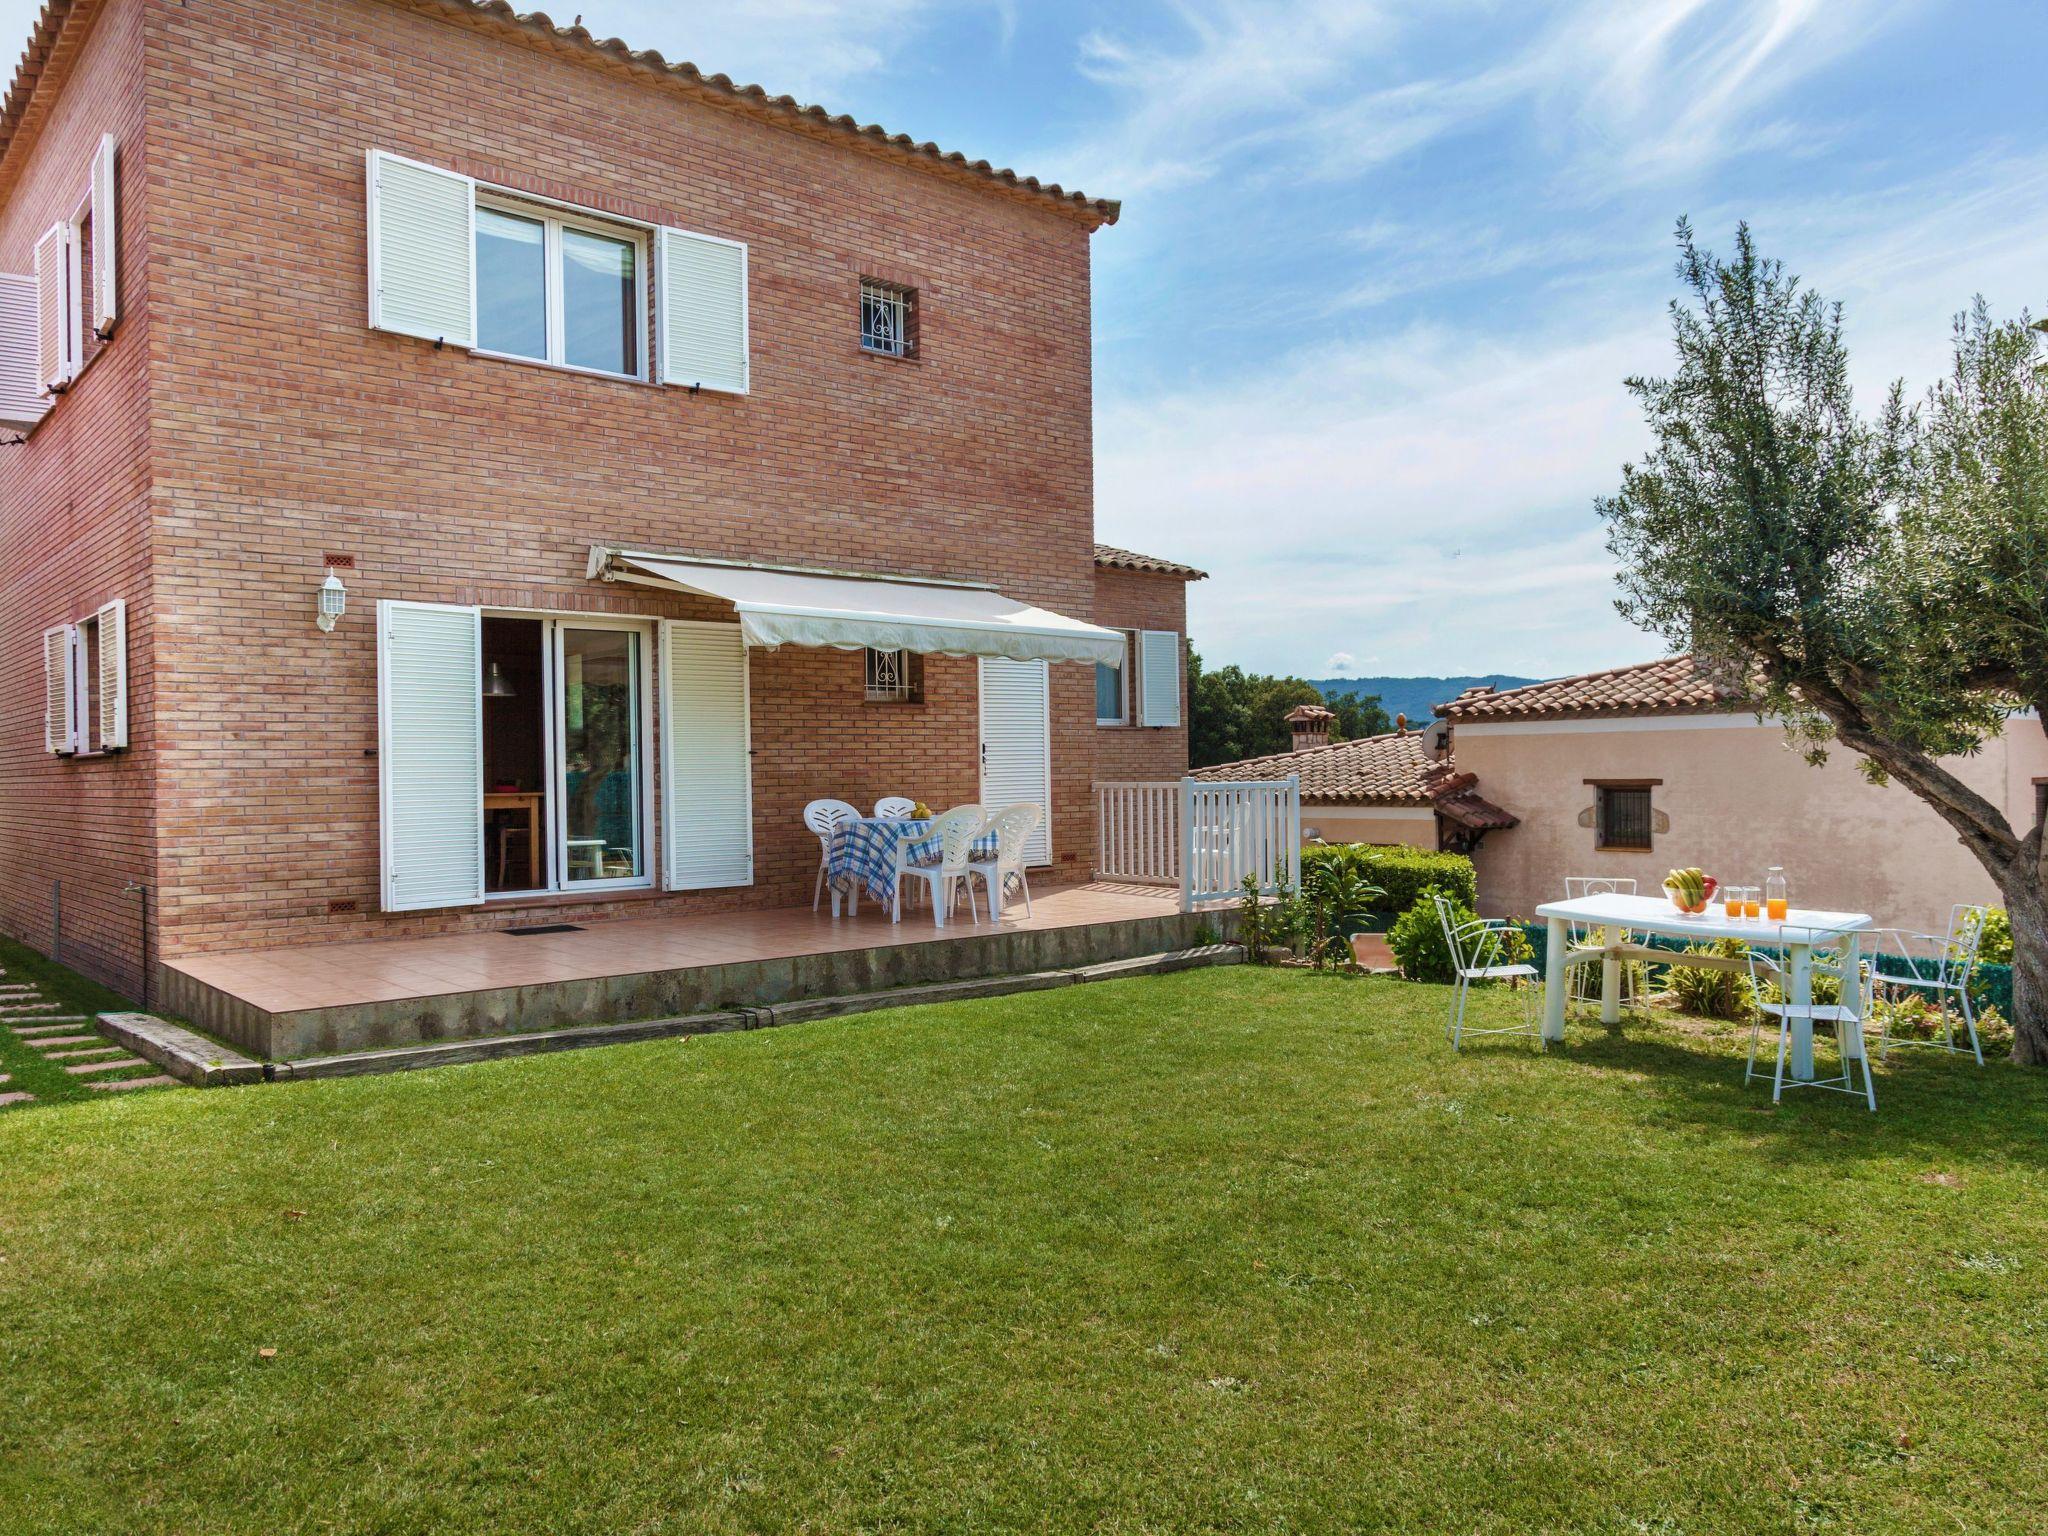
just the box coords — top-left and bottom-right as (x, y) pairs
(3, 968), (2044, 1534)
(0, 935), (161, 1105)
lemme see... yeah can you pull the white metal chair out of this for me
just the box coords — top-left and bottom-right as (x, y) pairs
(894, 805), (986, 927)
(873, 796), (916, 819)
(1870, 904), (1989, 1066)
(1563, 876), (1640, 1011)
(1433, 893), (1540, 1050)
(803, 798), (862, 912)
(968, 803), (1041, 921)
(1741, 925), (1877, 1110)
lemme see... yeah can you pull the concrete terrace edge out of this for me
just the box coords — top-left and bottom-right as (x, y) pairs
(223, 943), (1244, 1082)
(156, 908), (1234, 1060)
(97, 1012), (264, 1086)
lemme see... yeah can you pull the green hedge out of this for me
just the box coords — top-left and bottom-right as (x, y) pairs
(1304, 844), (1476, 928)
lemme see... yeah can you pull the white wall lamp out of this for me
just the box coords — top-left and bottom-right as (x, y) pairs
(316, 570), (348, 632)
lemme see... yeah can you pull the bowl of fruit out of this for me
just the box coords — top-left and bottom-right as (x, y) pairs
(1662, 866), (1717, 916)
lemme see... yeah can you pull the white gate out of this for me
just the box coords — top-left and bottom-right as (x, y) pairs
(1094, 775), (1300, 909)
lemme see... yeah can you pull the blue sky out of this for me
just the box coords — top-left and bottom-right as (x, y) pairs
(11, 1), (2045, 679)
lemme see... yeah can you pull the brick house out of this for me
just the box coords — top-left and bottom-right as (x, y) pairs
(0, 0), (1201, 1004)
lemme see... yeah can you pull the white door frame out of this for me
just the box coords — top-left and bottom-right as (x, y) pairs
(979, 656), (1052, 868)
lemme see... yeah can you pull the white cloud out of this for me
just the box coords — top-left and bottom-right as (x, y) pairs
(1323, 651), (1358, 675)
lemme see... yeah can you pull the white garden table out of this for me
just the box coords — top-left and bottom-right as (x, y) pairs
(1534, 893), (1873, 1080)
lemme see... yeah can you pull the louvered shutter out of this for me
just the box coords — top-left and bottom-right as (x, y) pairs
(366, 150), (475, 347)
(0, 273), (47, 430)
(659, 620), (754, 889)
(43, 626), (75, 754)
(657, 227), (748, 394)
(376, 600), (484, 911)
(90, 133), (117, 336)
(978, 658), (1052, 866)
(1138, 630), (1182, 727)
(95, 598), (127, 750)
(33, 224), (68, 391)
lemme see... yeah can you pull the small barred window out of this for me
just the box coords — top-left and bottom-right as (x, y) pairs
(860, 279), (916, 358)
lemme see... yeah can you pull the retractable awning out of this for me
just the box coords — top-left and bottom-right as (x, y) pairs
(589, 547), (1126, 667)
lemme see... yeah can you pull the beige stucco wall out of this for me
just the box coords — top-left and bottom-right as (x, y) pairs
(1304, 804), (1438, 850)
(1453, 714), (2048, 934)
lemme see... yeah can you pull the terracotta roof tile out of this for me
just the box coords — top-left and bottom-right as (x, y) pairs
(1192, 731), (1438, 805)
(1092, 544), (1207, 580)
(1435, 655), (1748, 722)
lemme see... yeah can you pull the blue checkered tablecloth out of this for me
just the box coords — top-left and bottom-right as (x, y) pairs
(829, 817), (998, 908)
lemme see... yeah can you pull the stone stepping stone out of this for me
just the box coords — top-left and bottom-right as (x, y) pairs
(27, 1034), (99, 1050)
(0, 1072), (8, 1085)
(12, 1019), (90, 1032)
(45, 1046), (124, 1061)
(65, 1057), (147, 1076)
(0, 1004), (68, 1016)
(87, 1075), (174, 1092)
(0, 1090), (34, 1107)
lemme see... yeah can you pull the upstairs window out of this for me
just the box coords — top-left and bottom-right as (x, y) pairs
(860, 279), (916, 359)
(1096, 631), (1131, 725)
(1594, 782), (1654, 851)
(864, 647), (922, 703)
(475, 197), (644, 380)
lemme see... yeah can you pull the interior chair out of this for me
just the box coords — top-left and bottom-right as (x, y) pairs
(893, 805), (986, 927)
(803, 798), (862, 911)
(1433, 893), (1540, 1050)
(968, 803), (1042, 921)
(1740, 925), (1877, 1110)
(873, 796), (916, 819)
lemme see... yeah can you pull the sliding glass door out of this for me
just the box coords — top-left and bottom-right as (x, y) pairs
(554, 622), (649, 888)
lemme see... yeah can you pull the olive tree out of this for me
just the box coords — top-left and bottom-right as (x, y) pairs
(1600, 221), (2048, 1064)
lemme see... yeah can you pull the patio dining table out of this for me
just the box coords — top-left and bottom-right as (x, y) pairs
(827, 816), (999, 916)
(1534, 892), (1873, 1080)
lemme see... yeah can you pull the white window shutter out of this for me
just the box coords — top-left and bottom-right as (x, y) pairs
(366, 150), (475, 347)
(657, 227), (748, 394)
(0, 273), (48, 430)
(43, 625), (75, 754)
(90, 133), (117, 336)
(95, 598), (127, 750)
(33, 224), (68, 391)
(376, 600), (485, 911)
(1139, 630), (1182, 727)
(660, 620), (754, 889)
(978, 658), (1053, 866)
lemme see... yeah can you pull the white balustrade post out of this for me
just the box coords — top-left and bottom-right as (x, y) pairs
(1178, 776), (1196, 912)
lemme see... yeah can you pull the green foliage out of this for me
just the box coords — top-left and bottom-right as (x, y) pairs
(1274, 857), (1386, 969)
(1664, 939), (1754, 1021)
(1386, 887), (1525, 985)
(1975, 907), (2013, 964)
(1305, 843), (1476, 925)
(1236, 875), (1279, 962)
(1188, 650), (1392, 767)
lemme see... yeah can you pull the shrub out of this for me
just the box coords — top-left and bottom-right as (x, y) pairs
(1975, 907), (2013, 964)
(1387, 887), (1527, 985)
(1305, 844), (1476, 926)
(1665, 938), (1754, 1020)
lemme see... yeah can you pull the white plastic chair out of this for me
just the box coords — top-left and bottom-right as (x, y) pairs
(1870, 904), (1989, 1065)
(873, 796), (916, 819)
(1741, 924), (1877, 1110)
(968, 803), (1042, 921)
(1564, 876), (1640, 1010)
(1433, 893), (1539, 1050)
(894, 806), (986, 927)
(803, 798), (862, 911)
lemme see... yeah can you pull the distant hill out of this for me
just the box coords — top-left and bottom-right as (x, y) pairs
(1311, 674), (1542, 727)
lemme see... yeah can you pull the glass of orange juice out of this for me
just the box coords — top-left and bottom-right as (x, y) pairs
(1743, 888), (1762, 920)
(1723, 886), (1743, 919)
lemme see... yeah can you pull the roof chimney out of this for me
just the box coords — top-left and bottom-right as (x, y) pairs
(1285, 703), (1335, 752)
(1395, 712), (1408, 733)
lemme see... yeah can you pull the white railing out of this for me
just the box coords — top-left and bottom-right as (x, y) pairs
(1095, 775), (1301, 910)
(1095, 781), (1183, 886)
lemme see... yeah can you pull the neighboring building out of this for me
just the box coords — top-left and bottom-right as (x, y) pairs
(1437, 656), (2048, 935)
(1191, 711), (1516, 852)
(0, 0), (1196, 996)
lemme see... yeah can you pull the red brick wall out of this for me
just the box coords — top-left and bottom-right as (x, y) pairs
(0, 0), (156, 995)
(136, 0), (1107, 954)
(1092, 566), (1191, 783)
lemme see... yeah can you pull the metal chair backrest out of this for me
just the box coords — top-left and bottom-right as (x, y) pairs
(1943, 904), (1991, 984)
(985, 803), (1042, 866)
(1564, 877), (1637, 942)
(927, 805), (986, 874)
(1746, 924), (1865, 1014)
(803, 798), (861, 844)
(873, 796), (916, 820)
(1433, 893), (1475, 973)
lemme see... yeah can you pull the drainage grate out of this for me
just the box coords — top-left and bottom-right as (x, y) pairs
(501, 923), (584, 937)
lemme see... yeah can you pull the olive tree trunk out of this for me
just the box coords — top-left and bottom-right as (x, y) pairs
(2001, 880), (2048, 1067)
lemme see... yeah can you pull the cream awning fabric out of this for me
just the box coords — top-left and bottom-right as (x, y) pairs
(592, 548), (1126, 666)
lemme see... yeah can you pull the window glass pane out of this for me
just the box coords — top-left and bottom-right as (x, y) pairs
(563, 227), (637, 376)
(562, 628), (642, 882)
(1096, 662), (1122, 721)
(476, 207), (547, 360)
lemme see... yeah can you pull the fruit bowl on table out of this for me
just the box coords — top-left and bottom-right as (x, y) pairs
(1662, 867), (1717, 916)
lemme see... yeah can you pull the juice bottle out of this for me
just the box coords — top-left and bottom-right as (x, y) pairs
(1765, 867), (1788, 921)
